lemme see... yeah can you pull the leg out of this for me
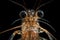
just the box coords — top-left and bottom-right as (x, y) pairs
(9, 30), (21, 40)
(39, 26), (57, 40)
(17, 38), (22, 40)
(39, 37), (47, 40)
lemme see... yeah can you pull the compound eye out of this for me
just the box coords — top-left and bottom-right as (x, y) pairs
(37, 10), (44, 17)
(19, 11), (27, 18)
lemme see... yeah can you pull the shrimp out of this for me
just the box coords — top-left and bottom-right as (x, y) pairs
(0, 0), (57, 40)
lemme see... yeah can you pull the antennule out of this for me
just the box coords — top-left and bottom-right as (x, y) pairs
(36, 0), (54, 10)
(9, 0), (27, 10)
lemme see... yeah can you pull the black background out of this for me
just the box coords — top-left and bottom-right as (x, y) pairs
(0, 0), (59, 40)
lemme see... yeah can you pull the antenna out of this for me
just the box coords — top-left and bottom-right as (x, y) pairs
(36, 0), (54, 10)
(9, 0), (27, 10)
(33, 0), (38, 9)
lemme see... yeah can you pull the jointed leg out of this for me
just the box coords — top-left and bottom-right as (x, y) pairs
(9, 30), (21, 40)
(39, 26), (57, 40)
(39, 37), (47, 40)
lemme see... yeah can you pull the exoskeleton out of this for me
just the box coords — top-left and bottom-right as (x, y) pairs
(0, 0), (57, 40)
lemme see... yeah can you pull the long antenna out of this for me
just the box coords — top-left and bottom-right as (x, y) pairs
(38, 20), (56, 32)
(36, 0), (54, 10)
(9, 0), (27, 10)
(0, 25), (21, 34)
(23, 0), (26, 7)
(33, 0), (38, 9)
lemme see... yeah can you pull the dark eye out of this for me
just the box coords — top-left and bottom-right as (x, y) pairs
(37, 10), (44, 17)
(19, 11), (27, 18)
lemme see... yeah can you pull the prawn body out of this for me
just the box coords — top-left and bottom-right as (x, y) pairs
(21, 10), (40, 40)
(0, 0), (57, 40)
